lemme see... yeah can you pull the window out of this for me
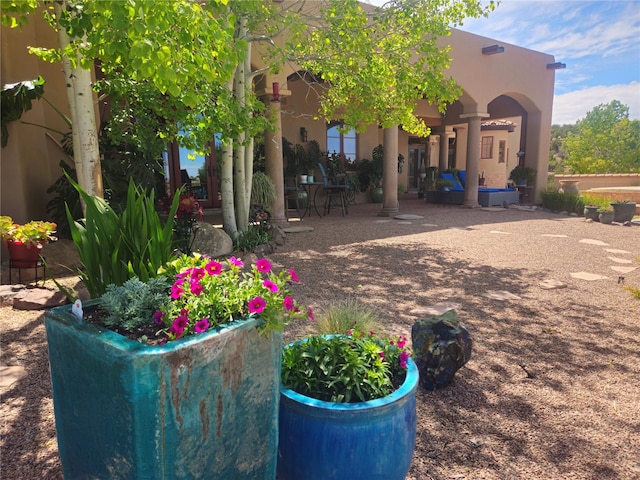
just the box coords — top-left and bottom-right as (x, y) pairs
(498, 140), (506, 163)
(481, 136), (493, 159)
(327, 122), (356, 166)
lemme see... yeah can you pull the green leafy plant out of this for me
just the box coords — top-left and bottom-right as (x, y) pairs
(100, 276), (169, 335)
(250, 171), (276, 209)
(0, 216), (57, 246)
(156, 254), (311, 340)
(509, 166), (537, 185)
(66, 174), (180, 297)
(436, 178), (455, 190)
(281, 330), (410, 403)
(159, 190), (202, 255)
(233, 221), (274, 253)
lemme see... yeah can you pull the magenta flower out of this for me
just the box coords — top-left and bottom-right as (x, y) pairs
(229, 256), (243, 268)
(263, 280), (278, 292)
(190, 279), (203, 296)
(283, 296), (294, 311)
(397, 337), (407, 349)
(170, 315), (188, 338)
(307, 307), (315, 322)
(153, 311), (165, 326)
(194, 318), (210, 333)
(171, 283), (184, 300)
(289, 269), (299, 282)
(255, 258), (272, 273)
(190, 267), (206, 280)
(399, 351), (410, 369)
(248, 297), (267, 314)
(378, 351), (385, 359)
(205, 260), (222, 276)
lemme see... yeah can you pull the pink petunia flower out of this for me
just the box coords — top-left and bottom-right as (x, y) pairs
(263, 280), (278, 292)
(248, 297), (267, 314)
(190, 267), (206, 280)
(153, 311), (165, 326)
(307, 307), (315, 322)
(194, 318), (210, 333)
(379, 351), (385, 359)
(288, 269), (299, 282)
(399, 351), (410, 369)
(283, 296), (294, 311)
(397, 338), (407, 349)
(255, 258), (272, 273)
(190, 279), (203, 296)
(229, 256), (244, 268)
(205, 260), (223, 276)
(171, 283), (184, 300)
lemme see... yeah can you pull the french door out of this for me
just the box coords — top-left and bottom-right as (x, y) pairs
(165, 134), (221, 208)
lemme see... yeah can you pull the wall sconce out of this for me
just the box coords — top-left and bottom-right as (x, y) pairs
(516, 151), (525, 158)
(546, 62), (566, 70)
(300, 127), (308, 142)
(482, 44), (504, 55)
(271, 82), (280, 102)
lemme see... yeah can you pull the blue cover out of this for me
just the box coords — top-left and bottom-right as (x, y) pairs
(439, 173), (464, 191)
(458, 170), (467, 187)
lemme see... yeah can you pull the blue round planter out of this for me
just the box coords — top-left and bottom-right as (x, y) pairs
(277, 356), (418, 480)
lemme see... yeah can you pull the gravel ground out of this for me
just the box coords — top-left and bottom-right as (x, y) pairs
(2, 196), (639, 479)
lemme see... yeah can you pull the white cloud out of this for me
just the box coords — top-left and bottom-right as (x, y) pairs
(553, 82), (640, 124)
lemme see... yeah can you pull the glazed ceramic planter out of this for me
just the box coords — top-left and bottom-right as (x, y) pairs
(6, 240), (42, 267)
(583, 206), (599, 221)
(277, 357), (419, 480)
(370, 186), (383, 203)
(599, 210), (615, 224)
(611, 202), (637, 223)
(45, 300), (282, 480)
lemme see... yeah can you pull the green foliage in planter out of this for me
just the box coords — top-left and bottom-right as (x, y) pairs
(66, 174), (180, 297)
(314, 296), (379, 335)
(46, 160), (81, 239)
(281, 332), (409, 403)
(100, 276), (169, 333)
(581, 193), (613, 209)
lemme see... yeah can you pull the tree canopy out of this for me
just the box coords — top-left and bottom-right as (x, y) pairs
(3, 0), (496, 237)
(560, 100), (640, 174)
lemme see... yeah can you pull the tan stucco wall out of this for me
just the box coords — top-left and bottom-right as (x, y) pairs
(1, 11), (73, 223)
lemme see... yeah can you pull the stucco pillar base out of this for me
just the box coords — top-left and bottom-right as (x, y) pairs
(378, 204), (399, 217)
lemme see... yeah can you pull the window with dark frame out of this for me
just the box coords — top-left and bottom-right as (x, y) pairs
(327, 122), (356, 166)
(498, 140), (506, 163)
(481, 136), (493, 159)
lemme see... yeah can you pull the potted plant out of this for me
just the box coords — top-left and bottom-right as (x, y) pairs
(508, 166), (536, 186)
(278, 326), (418, 480)
(583, 204), (600, 221)
(45, 180), (312, 479)
(610, 200), (637, 223)
(598, 206), (615, 224)
(0, 215), (57, 267)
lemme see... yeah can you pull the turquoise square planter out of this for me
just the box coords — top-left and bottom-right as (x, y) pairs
(45, 300), (282, 479)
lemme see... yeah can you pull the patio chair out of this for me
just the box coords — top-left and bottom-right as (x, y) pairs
(317, 163), (348, 216)
(284, 176), (304, 219)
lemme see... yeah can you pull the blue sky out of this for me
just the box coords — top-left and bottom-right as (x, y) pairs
(367, 0), (640, 125)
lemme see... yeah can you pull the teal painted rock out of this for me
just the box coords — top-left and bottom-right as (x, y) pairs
(45, 300), (281, 480)
(411, 309), (472, 391)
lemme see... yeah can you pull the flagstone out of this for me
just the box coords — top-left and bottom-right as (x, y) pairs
(604, 248), (631, 254)
(282, 226), (315, 233)
(608, 257), (633, 264)
(610, 266), (637, 274)
(482, 290), (521, 301)
(541, 234), (568, 238)
(579, 239), (609, 246)
(394, 214), (424, 220)
(539, 279), (567, 290)
(570, 272), (608, 281)
(490, 230), (511, 235)
(410, 302), (460, 316)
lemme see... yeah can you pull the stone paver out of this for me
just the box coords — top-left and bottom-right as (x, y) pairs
(489, 230), (511, 235)
(539, 279), (567, 290)
(410, 302), (460, 316)
(571, 272), (609, 281)
(282, 226), (315, 233)
(0, 363), (27, 388)
(579, 239), (610, 246)
(608, 257), (633, 264)
(394, 214), (424, 220)
(604, 248), (632, 254)
(482, 290), (521, 301)
(541, 234), (568, 238)
(610, 266), (637, 274)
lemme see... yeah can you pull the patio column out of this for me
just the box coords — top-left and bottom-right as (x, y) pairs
(439, 131), (452, 171)
(379, 126), (399, 216)
(460, 113), (489, 208)
(264, 90), (287, 225)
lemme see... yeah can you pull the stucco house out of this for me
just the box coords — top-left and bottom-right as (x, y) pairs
(1, 3), (560, 225)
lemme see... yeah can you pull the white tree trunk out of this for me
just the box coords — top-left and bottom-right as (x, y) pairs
(54, 0), (102, 201)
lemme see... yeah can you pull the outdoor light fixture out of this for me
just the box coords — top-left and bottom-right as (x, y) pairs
(546, 62), (566, 70)
(271, 82), (280, 102)
(300, 127), (308, 142)
(482, 44), (504, 55)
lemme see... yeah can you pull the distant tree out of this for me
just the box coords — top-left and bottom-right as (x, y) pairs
(563, 100), (640, 174)
(549, 123), (577, 172)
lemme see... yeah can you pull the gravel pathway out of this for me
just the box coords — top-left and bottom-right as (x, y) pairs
(1, 196), (639, 479)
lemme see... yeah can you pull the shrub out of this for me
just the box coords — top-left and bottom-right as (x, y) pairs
(314, 296), (380, 335)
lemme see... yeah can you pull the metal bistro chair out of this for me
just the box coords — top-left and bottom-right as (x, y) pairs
(317, 163), (348, 216)
(284, 176), (304, 219)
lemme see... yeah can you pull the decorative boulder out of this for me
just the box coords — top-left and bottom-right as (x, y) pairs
(411, 309), (472, 391)
(192, 222), (233, 258)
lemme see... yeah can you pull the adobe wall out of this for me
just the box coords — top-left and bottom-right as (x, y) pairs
(553, 174), (640, 190)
